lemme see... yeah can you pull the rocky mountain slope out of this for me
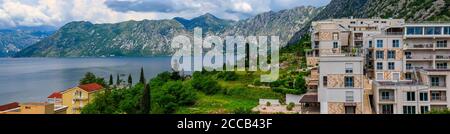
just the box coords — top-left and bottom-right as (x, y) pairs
(0, 27), (54, 57)
(15, 6), (321, 57)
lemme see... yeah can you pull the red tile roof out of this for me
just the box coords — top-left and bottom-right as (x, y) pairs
(47, 91), (62, 98)
(78, 83), (103, 92)
(0, 102), (19, 111)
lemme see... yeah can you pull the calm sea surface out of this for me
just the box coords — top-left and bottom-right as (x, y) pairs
(0, 57), (172, 104)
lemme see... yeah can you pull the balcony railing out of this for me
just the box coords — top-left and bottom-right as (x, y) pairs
(431, 96), (447, 102)
(435, 55), (450, 60)
(406, 43), (434, 49)
(405, 55), (433, 60)
(380, 96), (395, 102)
(73, 96), (88, 101)
(385, 32), (403, 35)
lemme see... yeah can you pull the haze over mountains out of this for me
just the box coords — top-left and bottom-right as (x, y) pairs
(8, 0), (450, 57)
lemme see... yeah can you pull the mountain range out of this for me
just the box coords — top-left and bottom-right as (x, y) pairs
(0, 26), (55, 57)
(11, 0), (450, 57)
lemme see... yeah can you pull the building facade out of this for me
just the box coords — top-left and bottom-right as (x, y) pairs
(308, 18), (450, 114)
(61, 83), (103, 114)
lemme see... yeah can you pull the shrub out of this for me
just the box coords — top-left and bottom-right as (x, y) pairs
(233, 107), (255, 114)
(272, 87), (301, 95)
(216, 71), (238, 81)
(286, 102), (295, 111)
(153, 81), (197, 113)
(192, 75), (222, 95)
(266, 102), (271, 106)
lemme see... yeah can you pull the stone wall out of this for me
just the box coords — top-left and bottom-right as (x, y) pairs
(328, 102), (363, 114)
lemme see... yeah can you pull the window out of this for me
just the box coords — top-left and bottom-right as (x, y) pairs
(406, 63), (412, 70)
(425, 27), (442, 35)
(435, 27), (443, 34)
(345, 91), (354, 102)
(445, 27), (450, 35)
(387, 51), (396, 59)
(405, 51), (412, 59)
(376, 51), (384, 59)
(431, 76), (440, 87)
(368, 40), (373, 48)
(345, 106), (356, 114)
(323, 76), (328, 87)
(437, 40), (447, 48)
(333, 33), (339, 40)
(420, 106), (429, 114)
(393, 73), (400, 81)
(377, 40), (383, 48)
(388, 62), (395, 70)
(333, 42), (339, 48)
(406, 92), (416, 101)
(381, 91), (391, 100)
(345, 76), (354, 88)
(392, 40), (400, 48)
(381, 21), (386, 24)
(345, 63), (353, 74)
(403, 106), (416, 114)
(405, 73), (412, 80)
(350, 21), (356, 24)
(436, 62), (448, 69)
(420, 92), (428, 101)
(377, 73), (384, 81)
(381, 104), (394, 114)
(407, 27), (423, 35)
(376, 62), (383, 70)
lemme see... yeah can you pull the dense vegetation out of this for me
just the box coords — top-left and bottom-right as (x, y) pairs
(80, 33), (312, 114)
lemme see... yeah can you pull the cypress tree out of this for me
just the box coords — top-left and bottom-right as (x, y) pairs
(141, 83), (151, 114)
(128, 74), (133, 86)
(109, 74), (113, 85)
(139, 67), (146, 84)
(116, 74), (120, 85)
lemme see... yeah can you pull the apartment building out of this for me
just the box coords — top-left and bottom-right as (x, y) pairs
(61, 83), (103, 114)
(308, 19), (404, 114)
(0, 102), (67, 114)
(307, 18), (450, 114)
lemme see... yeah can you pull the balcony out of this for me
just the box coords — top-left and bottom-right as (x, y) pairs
(72, 106), (84, 110)
(354, 33), (363, 41)
(431, 91), (447, 102)
(379, 90), (395, 102)
(384, 32), (403, 35)
(73, 96), (88, 101)
(405, 55), (433, 61)
(405, 43), (434, 50)
(435, 55), (450, 61)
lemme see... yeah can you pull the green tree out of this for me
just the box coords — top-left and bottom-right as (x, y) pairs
(109, 74), (113, 86)
(294, 75), (307, 94)
(116, 74), (120, 85)
(153, 81), (197, 113)
(128, 74), (133, 86)
(79, 72), (106, 86)
(191, 75), (222, 95)
(140, 83), (151, 114)
(139, 67), (146, 84)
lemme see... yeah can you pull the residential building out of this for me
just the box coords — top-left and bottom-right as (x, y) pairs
(0, 102), (67, 114)
(61, 83), (104, 114)
(47, 91), (63, 106)
(307, 18), (450, 114)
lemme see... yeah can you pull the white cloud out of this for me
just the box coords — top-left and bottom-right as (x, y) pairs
(232, 2), (253, 13)
(0, 0), (330, 29)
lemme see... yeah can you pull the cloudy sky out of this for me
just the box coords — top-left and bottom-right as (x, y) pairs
(0, 0), (330, 29)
